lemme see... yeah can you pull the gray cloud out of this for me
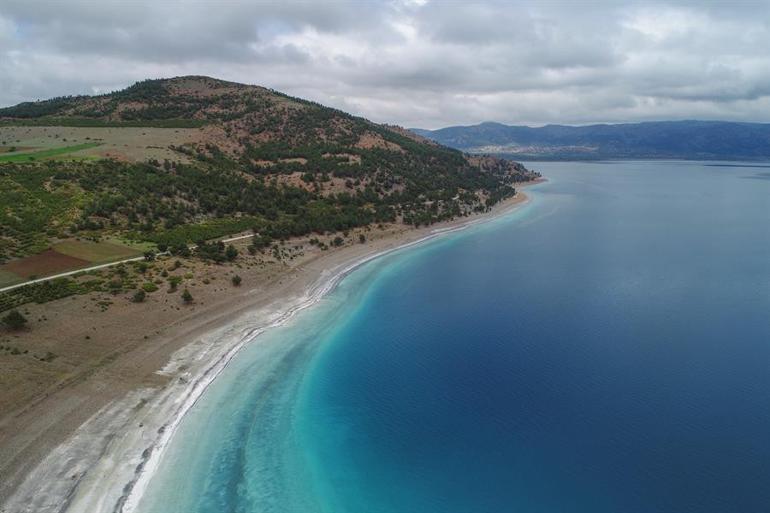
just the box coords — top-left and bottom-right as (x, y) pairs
(2, 0), (770, 128)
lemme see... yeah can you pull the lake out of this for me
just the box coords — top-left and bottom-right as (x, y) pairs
(135, 161), (770, 513)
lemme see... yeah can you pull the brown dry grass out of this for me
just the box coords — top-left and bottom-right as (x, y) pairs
(0, 126), (200, 163)
(52, 240), (141, 264)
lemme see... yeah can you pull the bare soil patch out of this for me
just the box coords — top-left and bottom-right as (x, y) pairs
(2, 250), (90, 279)
(355, 132), (404, 152)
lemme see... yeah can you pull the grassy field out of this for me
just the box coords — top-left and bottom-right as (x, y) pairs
(0, 146), (34, 153)
(0, 125), (198, 162)
(0, 270), (22, 288)
(0, 142), (101, 163)
(53, 239), (142, 263)
(0, 239), (144, 288)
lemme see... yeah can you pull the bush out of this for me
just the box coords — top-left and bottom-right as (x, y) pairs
(108, 279), (124, 293)
(225, 244), (238, 261)
(170, 244), (190, 257)
(182, 289), (193, 304)
(132, 290), (146, 303)
(359, 234), (366, 244)
(167, 275), (182, 292)
(231, 275), (242, 286)
(144, 250), (156, 261)
(142, 282), (159, 293)
(2, 310), (27, 330)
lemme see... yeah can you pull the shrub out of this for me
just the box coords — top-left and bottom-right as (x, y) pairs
(132, 290), (146, 303)
(142, 282), (159, 293)
(167, 275), (182, 292)
(182, 289), (193, 304)
(170, 244), (190, 257)
(2, 310), (27, 330)
(231, 275), (242, 286)
(225, 244), (238, 261)
(108, 279), (124, 293)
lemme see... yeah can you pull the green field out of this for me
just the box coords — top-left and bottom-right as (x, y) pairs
(143, 216), (261, 247)
(0, 142), (101, 163)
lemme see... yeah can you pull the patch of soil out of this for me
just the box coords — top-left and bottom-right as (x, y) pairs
(2, 250), (90, 278)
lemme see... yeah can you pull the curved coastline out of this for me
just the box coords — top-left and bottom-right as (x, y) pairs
(120, 213), (515, 513)
(122, 187), (541, 513)
(4, 182), (543, 513)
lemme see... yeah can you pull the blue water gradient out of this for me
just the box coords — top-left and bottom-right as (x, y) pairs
(136, 161), (770, 513)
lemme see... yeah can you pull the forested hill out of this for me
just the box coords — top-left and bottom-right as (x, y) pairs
(412, 120), (770, 160)
(0, 76), (539, 263)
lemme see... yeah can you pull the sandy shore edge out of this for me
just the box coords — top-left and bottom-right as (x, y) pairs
(2, 181), (544, 513)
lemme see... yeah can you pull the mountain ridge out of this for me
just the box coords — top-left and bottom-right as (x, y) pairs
(412, 120), (770, 160)
(0, 76), (539, 264)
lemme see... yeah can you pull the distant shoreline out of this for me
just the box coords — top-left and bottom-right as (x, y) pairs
(1, 180), (545, 513)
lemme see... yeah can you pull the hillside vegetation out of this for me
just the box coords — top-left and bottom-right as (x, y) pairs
(413, 120), (770, 160)
(0, 76), (538, 264)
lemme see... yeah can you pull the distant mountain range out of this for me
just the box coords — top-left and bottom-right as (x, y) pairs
(411, 121), (770, 160)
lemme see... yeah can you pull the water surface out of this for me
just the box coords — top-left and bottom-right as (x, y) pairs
(137, 161), (770, 513)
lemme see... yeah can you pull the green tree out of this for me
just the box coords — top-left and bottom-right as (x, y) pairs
(2, 310), (27, 330)
(225, 244), (238, 261)
(182, 288), (193, 304)
(132, 290), (146, 303)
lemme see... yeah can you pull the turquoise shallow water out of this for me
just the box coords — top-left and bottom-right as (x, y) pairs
(136, 161), (770, 513)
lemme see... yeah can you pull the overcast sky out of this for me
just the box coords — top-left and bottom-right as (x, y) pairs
(2, 0), (770, 128)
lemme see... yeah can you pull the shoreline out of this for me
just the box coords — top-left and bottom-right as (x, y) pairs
(2, 180), (544, 513)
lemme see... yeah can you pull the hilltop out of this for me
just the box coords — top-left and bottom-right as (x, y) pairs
(0, 76), (538, 280)
(0, 79), (541, 502)
(412, 120), (770, 160)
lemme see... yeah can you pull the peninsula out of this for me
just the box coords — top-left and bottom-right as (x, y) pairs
(0, 76), (540, 510)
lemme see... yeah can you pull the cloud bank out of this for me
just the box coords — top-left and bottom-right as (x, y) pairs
(2, 0), (770, 128)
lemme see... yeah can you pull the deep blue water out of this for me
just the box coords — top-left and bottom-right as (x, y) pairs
(136, 161), (770, 513)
